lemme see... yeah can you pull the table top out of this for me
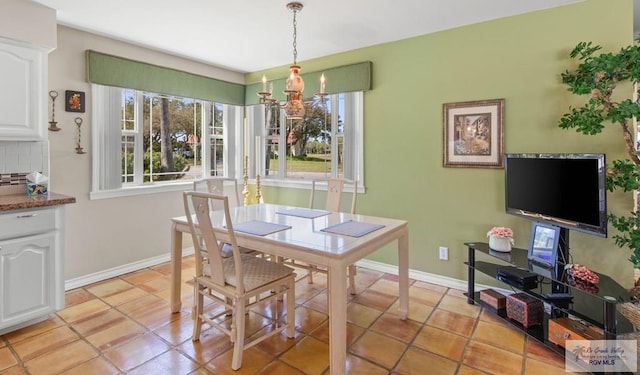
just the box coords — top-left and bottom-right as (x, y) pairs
(173, 203), (408, 260)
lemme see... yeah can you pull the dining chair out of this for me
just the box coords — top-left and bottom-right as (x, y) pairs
(193, 177), (262, 258)
(183, 191), (296, 370)
(193, 177), (241, 207)
(290, 178), (359, 294)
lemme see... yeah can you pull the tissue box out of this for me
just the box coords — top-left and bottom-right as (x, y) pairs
(27, 183), (48, 196)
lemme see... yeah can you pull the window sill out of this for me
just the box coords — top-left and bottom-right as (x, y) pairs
(89, 178), (364, 200)
(258, 178), (364, 194)
(90, 181), (193, 200)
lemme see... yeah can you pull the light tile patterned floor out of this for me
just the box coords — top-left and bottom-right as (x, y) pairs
(0, 256), (575, 374)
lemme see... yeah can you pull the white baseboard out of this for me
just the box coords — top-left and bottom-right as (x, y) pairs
(354, 258), (505, 293)
(64, 247), (195, 291)
(66, 250), (501, 294)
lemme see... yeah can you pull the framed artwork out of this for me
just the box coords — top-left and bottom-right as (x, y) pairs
(443, 98), (505, 168)
(65, 90), (85, 113)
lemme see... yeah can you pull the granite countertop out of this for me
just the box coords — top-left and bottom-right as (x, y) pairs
(0, 186), (76, 212)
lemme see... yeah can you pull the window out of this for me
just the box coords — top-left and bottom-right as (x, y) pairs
(91, 84), (243, 199)
(247, 92), (363, 189)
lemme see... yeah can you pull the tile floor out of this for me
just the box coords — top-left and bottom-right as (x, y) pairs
(0, 256), (575, 375)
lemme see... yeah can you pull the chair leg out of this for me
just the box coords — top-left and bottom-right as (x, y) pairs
(225, 297), (233, 315)
(307, 265), (314, 284)
(348, 264), (357, 295)
(286, 279), (295, 338)
(192, 281), (204, 341)
(231, 297), (246, 370)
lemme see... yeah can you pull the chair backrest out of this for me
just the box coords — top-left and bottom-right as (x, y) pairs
(183, 191), (246, 293)
(309, 178), (358, 214)
(193, 177), (241, 208)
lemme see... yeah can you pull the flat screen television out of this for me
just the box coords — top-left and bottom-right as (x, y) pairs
(504, 153), (607, 238)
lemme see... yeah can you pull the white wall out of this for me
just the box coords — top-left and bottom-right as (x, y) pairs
(0, 0), (56, 49)
(48, 26), (244, 282)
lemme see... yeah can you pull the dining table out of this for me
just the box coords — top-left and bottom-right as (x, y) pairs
(170, 203), (409, 375)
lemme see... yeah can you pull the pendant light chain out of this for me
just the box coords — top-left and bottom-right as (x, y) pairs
(291, 5), (298, 65)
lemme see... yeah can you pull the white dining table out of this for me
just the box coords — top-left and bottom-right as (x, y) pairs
(170, 203), (409, 375)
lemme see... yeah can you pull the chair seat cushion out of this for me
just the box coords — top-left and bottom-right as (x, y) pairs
(220, 242), (255, 258)
(222, 255), (294, 292)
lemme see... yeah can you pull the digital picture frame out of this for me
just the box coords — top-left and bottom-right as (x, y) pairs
(527, 221), (560, 268)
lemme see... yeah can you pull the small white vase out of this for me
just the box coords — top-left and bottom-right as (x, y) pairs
(489, 235), (512, 252)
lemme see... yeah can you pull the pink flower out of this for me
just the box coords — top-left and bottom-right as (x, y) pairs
(487, 226), (513, 238)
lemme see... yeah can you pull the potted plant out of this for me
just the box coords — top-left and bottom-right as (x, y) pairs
(558, 41), (640, 295)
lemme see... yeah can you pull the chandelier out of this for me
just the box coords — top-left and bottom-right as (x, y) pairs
(283, 2), (305, 119)
(257, 2), (327, 118)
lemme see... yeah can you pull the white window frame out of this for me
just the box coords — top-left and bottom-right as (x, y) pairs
(90, 84), (243, 200)
(248, 91), (364, 193)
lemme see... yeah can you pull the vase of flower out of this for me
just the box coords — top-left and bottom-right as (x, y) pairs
(487, 226), (514, 252)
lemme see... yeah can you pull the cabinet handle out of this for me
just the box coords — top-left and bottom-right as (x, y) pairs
(16, 214), (37, 218)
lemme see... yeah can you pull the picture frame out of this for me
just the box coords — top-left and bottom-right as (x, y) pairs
(443, 98), (505, 168)
(65, 90), (85, 113)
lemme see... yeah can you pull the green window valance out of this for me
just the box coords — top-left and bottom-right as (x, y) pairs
(86, 50), (246, 105)
(86, 50), (371, 107)
(244, 61), (372, 105)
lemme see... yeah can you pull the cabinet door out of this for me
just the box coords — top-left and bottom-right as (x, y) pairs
(0, 40), (46, 140)
(0, 232), (55, 328)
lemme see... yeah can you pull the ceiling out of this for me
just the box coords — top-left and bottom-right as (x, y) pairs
(32, 0), (635, 74)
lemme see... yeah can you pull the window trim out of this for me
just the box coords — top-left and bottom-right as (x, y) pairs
(248, 91), (364, 193)
(90, 84), (243, 200)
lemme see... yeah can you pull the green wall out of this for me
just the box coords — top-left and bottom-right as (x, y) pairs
(246, 0), (635, 287)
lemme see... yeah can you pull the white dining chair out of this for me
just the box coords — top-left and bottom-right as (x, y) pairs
(193, 177), (262, 258)
(183, 191), (296, 370)
(286, 178), (359, 294)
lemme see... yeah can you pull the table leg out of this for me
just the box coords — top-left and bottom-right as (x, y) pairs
(170, 222), (183, 313)
(328, 263), (348, 375)
(398, 230), (409, 320)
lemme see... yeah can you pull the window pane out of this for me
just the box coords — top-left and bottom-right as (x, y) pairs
(264, 102), (281, 177)
(142, 94), (198, 182)
(284, 97), (332, 179)
(122, 135), (135, 183)
(121, 89), (135, 131)
(209, 138), (224, 176)
(208, 103), (224, 176)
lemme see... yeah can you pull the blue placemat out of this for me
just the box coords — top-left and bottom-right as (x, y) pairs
(321, 220), (385, 237)
(232, 220), (291, 236)
(276, 208), (331, 219)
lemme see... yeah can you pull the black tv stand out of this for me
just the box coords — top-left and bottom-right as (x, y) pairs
(464, 242), (634, 347)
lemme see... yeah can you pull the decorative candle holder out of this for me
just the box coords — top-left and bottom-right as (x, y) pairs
(242, 155), (249, 206)
(315, 92), (329, 104)
(257, 92), (278, 105)
(48, 90), (61, 131)
(255, 174), (262, 203)
(74, 117), (86, 154)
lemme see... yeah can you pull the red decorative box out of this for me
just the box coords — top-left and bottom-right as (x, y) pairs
(506, 293), (544, 328)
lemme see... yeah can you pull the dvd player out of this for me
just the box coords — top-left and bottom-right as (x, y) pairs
(496, 266), (538, 290)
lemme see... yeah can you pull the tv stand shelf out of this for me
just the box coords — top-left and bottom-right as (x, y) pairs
(464, 242), (635, 344)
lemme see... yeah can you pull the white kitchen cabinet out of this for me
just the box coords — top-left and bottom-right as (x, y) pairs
(0, 38), (47, 140)
(0, 207), (65, 334)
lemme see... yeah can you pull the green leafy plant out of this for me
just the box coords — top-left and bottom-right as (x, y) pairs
(559, 42), (640, 268)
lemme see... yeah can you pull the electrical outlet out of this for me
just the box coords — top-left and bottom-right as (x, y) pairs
(439, 246), (448, 260)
